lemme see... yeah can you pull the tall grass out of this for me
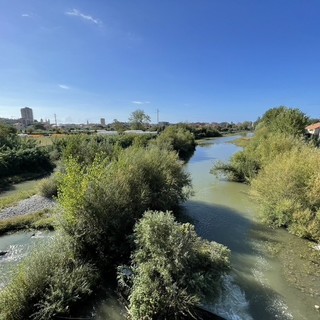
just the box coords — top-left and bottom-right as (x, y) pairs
(0, 209), (54, 235)
(0, 236), (96, 320)
(251, 144), (320, 242)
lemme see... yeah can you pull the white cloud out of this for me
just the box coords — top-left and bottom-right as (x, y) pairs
(65, 9), (101, 25)
(21, 14), (30, 17)
(58, 84), (70, 90)
(132, 101), (150, 105)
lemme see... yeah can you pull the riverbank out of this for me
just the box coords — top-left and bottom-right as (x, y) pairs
(262, 226), (320, 301)
(0, 195), (56, 235)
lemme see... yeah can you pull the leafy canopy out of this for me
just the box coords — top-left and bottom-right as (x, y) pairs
(129, 109), (151, 130)
(257, 106), (308, 136)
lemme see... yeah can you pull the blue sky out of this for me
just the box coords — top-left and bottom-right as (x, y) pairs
(0, 0), (319, 124)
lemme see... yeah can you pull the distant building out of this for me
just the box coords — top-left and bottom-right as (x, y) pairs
(100, 118), (106, 126)
(20, 107), (34, 126)
(306, 122), (320, 139)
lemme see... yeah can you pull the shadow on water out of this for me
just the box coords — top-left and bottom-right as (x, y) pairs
(178, 200), (256, 255)
(177, 201), (293, 320)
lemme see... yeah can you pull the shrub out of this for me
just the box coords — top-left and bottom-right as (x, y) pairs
(119, 211), (230, 320)
(155, 126), (196, 160)
(257, 106), (309, 136)
(212, 131), (305, 182)
(250, 144), (320, 242)
(57, 146), (192, 268)
(59, 134), (115, 165)
(0, 147), (54, 178)
(0, 237), (97, 320)
(38, 176), (58, 198)
(51, 134), (156, 164)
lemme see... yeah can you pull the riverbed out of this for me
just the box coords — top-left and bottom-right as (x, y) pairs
(0, 136), (319, 319)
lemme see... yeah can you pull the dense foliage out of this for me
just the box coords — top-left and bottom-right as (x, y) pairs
(155, 125), (196, 160)
(0, 127), (54, 179)
(1, 143), (193, 319)
(0, 237), (96, 320)
(212, 107), (309, 182)
(256, 106), (308, 136)
(128, 109), (151, 130)
(213, 106), (320, 242)
(51, 134), (155, 164)
(119, 211), (230, 320)
(0, 127), (229, 319)
(58, 146), (192, 268)
(251, 144), (320, 241)
(213, 131), (304, 182)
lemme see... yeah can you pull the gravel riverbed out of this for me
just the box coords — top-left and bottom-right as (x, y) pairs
(0, 195), (57, 220)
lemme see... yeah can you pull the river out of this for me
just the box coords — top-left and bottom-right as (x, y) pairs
(182, 135), (320, 320)
(0, 135), (319, 319)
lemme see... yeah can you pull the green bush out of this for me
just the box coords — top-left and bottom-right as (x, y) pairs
(192, 126), (222, 139)
(212, 106), (310, 182)
(58, 134), (115, 165)
(213, 131), (305, 182)
(38, 176), (58, 198)
(0, 237), (96, 320)
(0, 147), (54, 178)
(155, 126), (196, 160)
(51, 134), (156, 164)
(256, 106), (308, 136)
(119, 211), (230, 320)
(250, 144), (320, 241)
(57, 146), (192, 268)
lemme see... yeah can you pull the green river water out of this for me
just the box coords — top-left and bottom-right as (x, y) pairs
(0, 135), (319, 319)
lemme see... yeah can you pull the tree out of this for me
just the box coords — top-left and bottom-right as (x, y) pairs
(34, 123), (46, 131)
(118, 211), (230, 320)
(156, 125), (196, 160)
(112, 119), (126, 133)
(0, 123), (17, 145)
(257, 106), (309, 136)
(129, 109), (151, 130)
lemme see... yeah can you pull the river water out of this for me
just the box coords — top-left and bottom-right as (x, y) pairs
(182, 135), (320, 320)
(0, 135), (319, 319)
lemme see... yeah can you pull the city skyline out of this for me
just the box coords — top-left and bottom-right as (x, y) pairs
(0, 1), (319, 123)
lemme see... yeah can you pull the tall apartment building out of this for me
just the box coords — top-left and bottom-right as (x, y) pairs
(100, 118), (106, 126)
(20, 107), (34, 126)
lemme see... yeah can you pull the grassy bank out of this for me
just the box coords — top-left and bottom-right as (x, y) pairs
(0, 209), (54, 235)
(230, 137), (252, 147)
(0, 187), (39, 210)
